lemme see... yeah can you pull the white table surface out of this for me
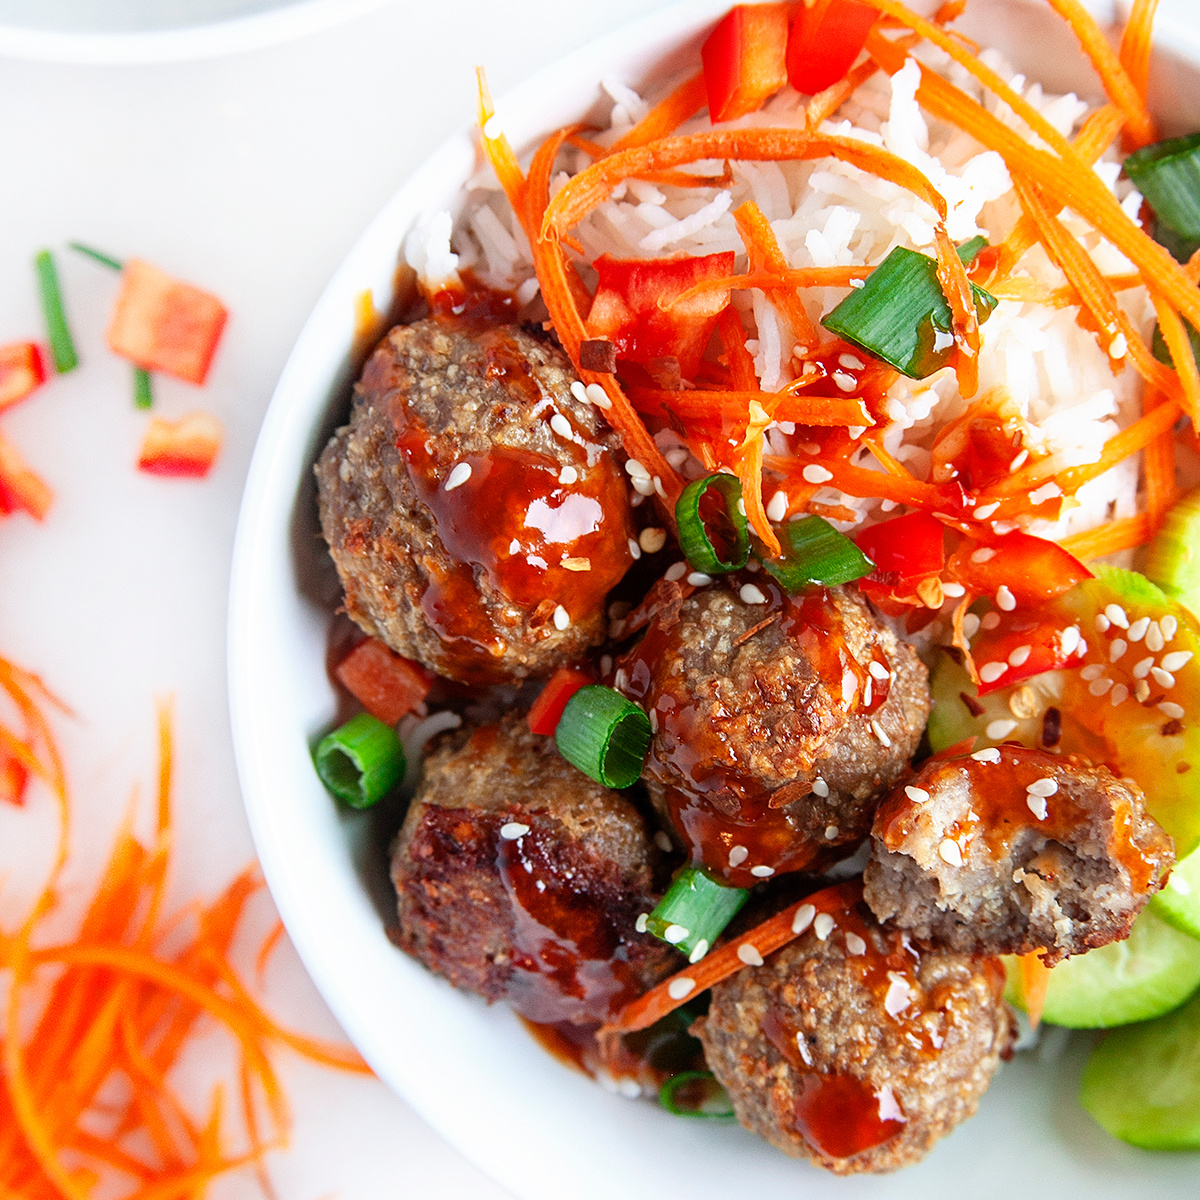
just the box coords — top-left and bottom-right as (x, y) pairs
(2, 2), (1198, 1197)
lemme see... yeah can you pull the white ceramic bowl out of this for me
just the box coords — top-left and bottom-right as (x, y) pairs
(229, 3), (1200, 1196)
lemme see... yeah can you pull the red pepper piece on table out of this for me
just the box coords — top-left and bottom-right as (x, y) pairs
(527, 666), (595, 737)
(586, 252), (736, 381)
(1, 747), (29, 806)
(0, 430), (52, 519)
(947, 531), (1092, 608)
(786, 0), (878, 96)
(0, 342), (47, 413)
(107, 259), (228, 385)
(969, 617), (1088, 696)
(137, 412), (223, 478)
(701, 4), (790, 123)
(335, 639), (433, 726)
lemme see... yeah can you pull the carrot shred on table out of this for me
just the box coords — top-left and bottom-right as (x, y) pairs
(0, 669), (369, 1198)
(0, 430), (53, 522)
(607, 71), (708, 154)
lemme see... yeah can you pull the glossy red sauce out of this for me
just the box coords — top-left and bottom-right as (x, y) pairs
(388, 320), (633, 683)
(616, 583), (890, 886)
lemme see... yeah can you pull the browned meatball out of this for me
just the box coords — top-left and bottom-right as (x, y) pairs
(863, 746), (1174, 963)
(695, 880), (1014, 1175)
(316, 316), (635, 685)
(615, 581), (929, 887)
(390, 715), (674, 1024)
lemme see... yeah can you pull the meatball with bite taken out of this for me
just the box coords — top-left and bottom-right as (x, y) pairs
(316, 316), (635, 685)
(390, 714), (675, 1025)
(695, 879), (1014, 1175)
(616, 580), (929, 888)
(863, 745), (1174, 962)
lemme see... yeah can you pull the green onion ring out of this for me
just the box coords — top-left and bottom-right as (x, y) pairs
(760, 515), (874, 591)
(675, 473), (749, 575)
(313, 712), (405, 809)
(645, 866), (749, 960)
(554, 685), (650, 789)
(659, 1071), (736, 1120)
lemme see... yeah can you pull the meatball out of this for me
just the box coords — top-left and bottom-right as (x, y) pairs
(863, 746), (1174, 962)
(316, 316), (635, 685)
(390, 715), (674, 1024)
(616, 581), (930, 887)
(696, 880), (1013, 1174)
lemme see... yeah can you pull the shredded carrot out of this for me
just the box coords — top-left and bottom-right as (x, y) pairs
(475, 67), (528, 237)
(733, 201), (820, 347)
(1119, 0), (1160, 106)
(0, 672), (369, 1199)
(1142, 388), (1178, 523)
(1019, 951), (1052, 1029)
(988, 271), (1141, 307)
(669, 265), (873, 309)
(607, 71), (708, 154)
(1150, 291), (1200, 424)
(1061, 512), (1157, 559)
(934, 223), (980, 398)
(628, 386), (871, 428)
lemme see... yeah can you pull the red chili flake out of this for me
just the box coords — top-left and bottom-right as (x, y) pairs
(579, 338), (617, 373)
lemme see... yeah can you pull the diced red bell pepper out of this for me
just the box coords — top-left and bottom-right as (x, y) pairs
(856, 511), (946, 584)
(0, 430), (52, 520)
(137, 412), (223, 478)
(527, 666), (594, 737)
(335, 638), (433, 726)
(0, 342), (47, 413)
(107, 259), (227, 385)
(701, 4), (790, 123)
(969, 618), (1088, 696)
(786, 0), (878, 96)
(586, 252), (736, 381)
(947, 531), (1092, 608)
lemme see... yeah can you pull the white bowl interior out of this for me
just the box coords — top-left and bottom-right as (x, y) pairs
(228, 2), (1200, 1196)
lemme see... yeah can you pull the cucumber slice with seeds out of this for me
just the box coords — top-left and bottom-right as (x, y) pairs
(1150, 846), (1200, 941)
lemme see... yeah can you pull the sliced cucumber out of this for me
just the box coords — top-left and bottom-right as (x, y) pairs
(1005, 908), (1200, 1028)
(1150, 846), (1200, 941)
(1080, 987), (1200, 1150)
(1144, 487), (1200, 616)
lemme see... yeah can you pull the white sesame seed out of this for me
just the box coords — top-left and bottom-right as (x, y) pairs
(845, 932), (867, 956)
(653, 831), (673, 854)
(1089, 677), (1114, 696)
(1094, 613), (1112, 633)
(986, 719), (1018, 739)
(553, 605), (570, 631)
(689, 939), (709, 963)
(1152, 668), (1177, 688)
(1081, 663), (1106, 681)
(996, 585), (1017, 611)
(665, 561), (687, 582)
(654, 476), (666, 499)
(939, 839), (964, 866)
(838, 353), (866, 370)
(1005, 646), (1031, 668)
(663, 924), (689, 945)
(1147, 622), (1165, 653)
(739, 583), (767, 605)
(1161, 650), (1193, 672)
(482, 113), (504, 139)
(981, 612), (1001, 630)
(1027, 777), (1059, 797)
(979, 661), (1008, 683)
(1108, 332), (1128, 359)
(1127, 616), (1150, 642)
(570, 380), (589, 405)
(631, 475), (656, 496)
(803, 464), (833, 484)
(639, 527), (667, 554)
(600, 655), (612, 675)
(561, 557), (591, 572)
(667, 977), (696, 1000)
(884, 973), (913, 1017)
(870, 720), (892, 747)
(550, 413), (573, 439)
(1107, 637), (1129, 663)
(1111, 683), (1129, 706)
(628, 537), (642, 561)
(1135, 680), (1152, 702)
(1027, 794), (1048, 821)
(687, 571), (712, 587)
(500, 822), (530, 840)
(750, 865), (776, 878)
(625, 458), (650, 481)
(972, 547), (996, 563)
(793, 904), (816, 934)
(869, 660), (890, 680)
(767, 490), (789, 522)
(811, 778), (830, 798)
(814, 913), (835, 940)
(1132, 657), (1154, 679)
(1161, 615), (1179, 641)
(613, 668), (628, 692)
(972, 747), (1002, 763)
(850, 277), (865, 288)
(1105, 604), (1130, 630)
(1028, 482), (1062, 505)
(1060, 625), (1082, 656)
(738, 943), (765, 967)
(559, 465), (580, 487)
(1159, 702), (1186, 720)
(833, 371), (857, 392)
(974, 502), (1000, 519)
(635, 913), (649, 933)
(444, 462), (472, 491)
(963, 613), (981, 639)
(825, 825), (840, 840)
(729, 845), (749, 868)
(649, 709), (659, 733)
(905, 785), (931, 803)
(584, 382), (612, 409)
(942, 581), (966, 597)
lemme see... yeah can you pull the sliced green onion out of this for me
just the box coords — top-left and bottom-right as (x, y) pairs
(760, 514), (874, 591)
(69, 241), (123, 271)
(822, 245), (997, 379)
(1125, 132), (1200, 239)
(645, 865), (749, 960)
(1153, 217), (1200, 265)
(659, 1071), (736, 1120)
(1151, 317), (1200, 373)
(555, 685), (650, 789)
(956, 235), (989, 265)
(313, 712), (405, 809)
(133, 367), (154, 410)
(675, 473), (749, 574)
(35, 250), (78, 374)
